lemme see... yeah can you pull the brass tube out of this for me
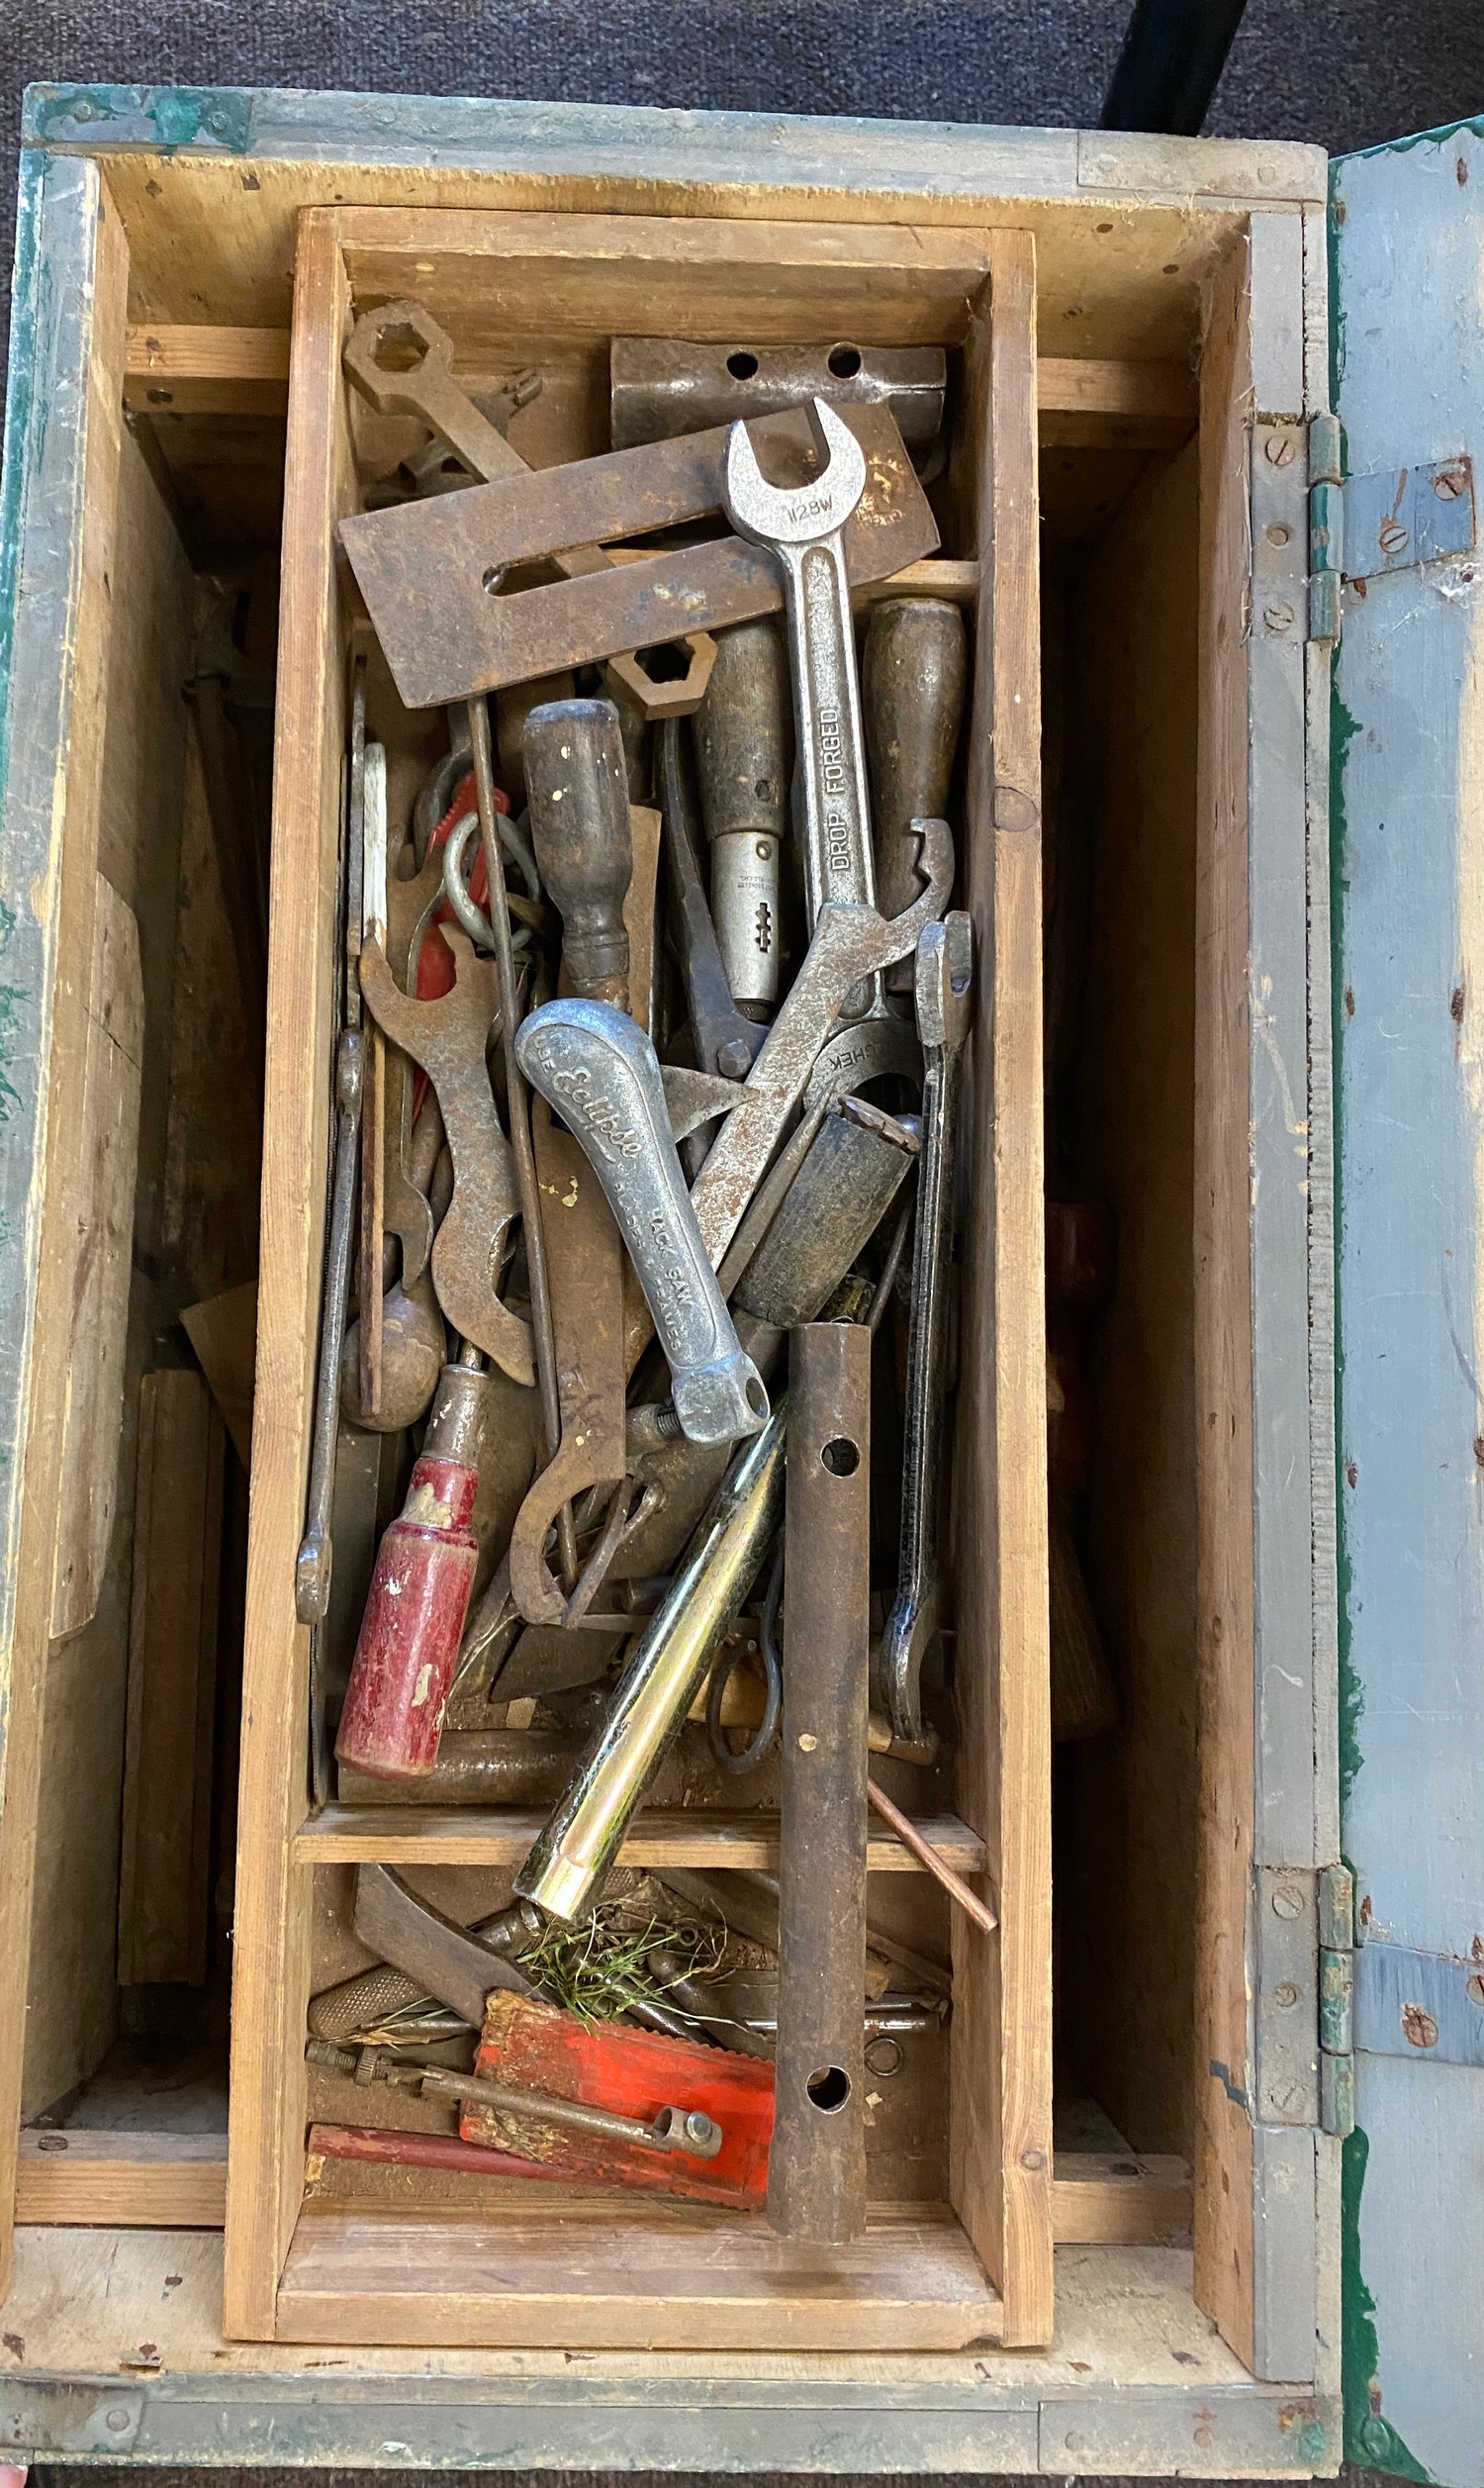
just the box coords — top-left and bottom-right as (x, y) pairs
(515, 1406), (787, 1922)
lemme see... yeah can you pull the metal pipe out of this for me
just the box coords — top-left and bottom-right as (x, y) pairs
(769, 1322), (873, 2244)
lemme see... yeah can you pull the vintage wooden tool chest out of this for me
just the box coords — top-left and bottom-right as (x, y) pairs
(0, 76), (1471, 2479)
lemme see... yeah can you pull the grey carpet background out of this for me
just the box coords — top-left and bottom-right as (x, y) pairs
(2, 8), (1481, 2488)
(2, 0), (1484, 385)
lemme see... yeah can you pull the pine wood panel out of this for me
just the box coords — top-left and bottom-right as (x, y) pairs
(0, 162), (132, 2302)
(945, 237), (1055, 2350)
(1192, 232), (1257, 2372)
(276, 2197), (1004, 2351)
(224, 211), (358, 2344)
(294, 1805), (985, 1871)
(16, 2129), (228, 2228)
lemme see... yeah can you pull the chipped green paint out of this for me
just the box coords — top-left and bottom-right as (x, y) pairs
(27, 84), (252, 154)
(0, 152), (45, 841)
(1345, 113), (1484, 166)
(1343, 2128), (1431, 2477)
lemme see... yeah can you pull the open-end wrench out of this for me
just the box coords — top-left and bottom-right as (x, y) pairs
(359, 929), (533, 1385)
(686, 816), (953, 1268)
(514, 1000), (769, 1447)
(720, 396), (883, 1020)
(876, 911), (974, 1742)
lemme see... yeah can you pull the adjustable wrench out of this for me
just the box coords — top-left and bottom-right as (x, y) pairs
(877, 911), (974, 1742)
(514, 1000), (768, 1448)
(720, 396), (883, 1020)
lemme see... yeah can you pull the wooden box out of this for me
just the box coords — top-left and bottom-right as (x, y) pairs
(0, 83), (1341, 2468)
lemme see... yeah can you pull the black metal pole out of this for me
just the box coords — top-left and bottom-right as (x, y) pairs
(1100, 0), (1251, 135)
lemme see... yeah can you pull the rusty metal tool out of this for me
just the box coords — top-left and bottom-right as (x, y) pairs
(802, 1011), (923, 1111)
(343, 298), (714, 721)
(721, 397), (884, 1021)
(310, 1896), (541, 2044)
(694, 620), (790, 1014)
(357, 740), (389, 1417)
(508, 699), (636, 1623)
(656, 719), (765, 1083)
(296, 666), (368, 1627)
(337, 1728), (579, 1809)
(418, 2063), (724, 2158)
(878, 912), (974, 1743)
(609, 337), (948, 451)
(734, 1100), (919, 1331)
(516, 1408), (788, 1923)
(353, 1864), (535, 2029)
(338, 400), (938, 712)
(467, 695), (572, 1583)
(515, 1000), (769, 1446)
(509, 1114), (629, 1625)
(687, 817), (953, 1267)
(864, 597), (968, 993)
(770, 1321), (873, 2244)
(359, 927), (531, 1384)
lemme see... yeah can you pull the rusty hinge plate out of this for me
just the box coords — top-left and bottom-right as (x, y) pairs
(1345, 455), (1475, 580)
(1354, 1934), (1484, 2068)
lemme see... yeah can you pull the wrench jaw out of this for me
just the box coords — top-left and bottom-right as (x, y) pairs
(720, 396), (870, 547)
(875, 1587), (941, 1748)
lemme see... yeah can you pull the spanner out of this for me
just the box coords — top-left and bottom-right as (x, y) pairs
(514, 1000), (769, 1448)
(720, 396), (883, 1020)
(876, 910), (974, 1742)
(687, 816), (954, 1268)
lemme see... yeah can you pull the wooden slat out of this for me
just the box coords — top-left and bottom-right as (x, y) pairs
(1052, 2153), (1193, 2247)
(224, 212), (357, 2345)
(122, 323), (1193, 449)
(947, 236), (1055, 2349)
(181, 1276), (259, 1469)
(124, 323), (289, 415)
(46, 875), (145, 1638)
(117, 1368), (226, 1985)
(1038, 354), (1195, 447)
(0, 158), (132, 2305)
(16, 2130), (227, 2229)
(294, 1804), (987, 1873)
(277, 2196), (1003, 2352)
(1192, 232), (1257, 2372)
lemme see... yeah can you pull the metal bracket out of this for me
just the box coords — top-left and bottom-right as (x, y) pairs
(1253, 1866), (1320, 2125)
(1353, 1932), (1484, 2069)
(1344, 451), (1475, 582)
(0, 2376), (143, 2456)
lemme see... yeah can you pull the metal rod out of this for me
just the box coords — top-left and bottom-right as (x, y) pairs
(466, 693), (576, 1586)
(865, 1776), (1000, 1937)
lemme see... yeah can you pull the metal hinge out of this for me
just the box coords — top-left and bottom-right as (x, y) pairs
(1318, 1862), (1355, 2135)
(1308, 413), (1344, 647)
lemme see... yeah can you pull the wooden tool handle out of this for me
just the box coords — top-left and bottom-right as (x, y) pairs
(524, 698), (633, 1009)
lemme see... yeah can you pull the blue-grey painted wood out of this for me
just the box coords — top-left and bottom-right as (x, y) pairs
(0, 151), (107, 1768)
(1334, 115), (1484, 2488)
(17, 81), (1325, 207)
